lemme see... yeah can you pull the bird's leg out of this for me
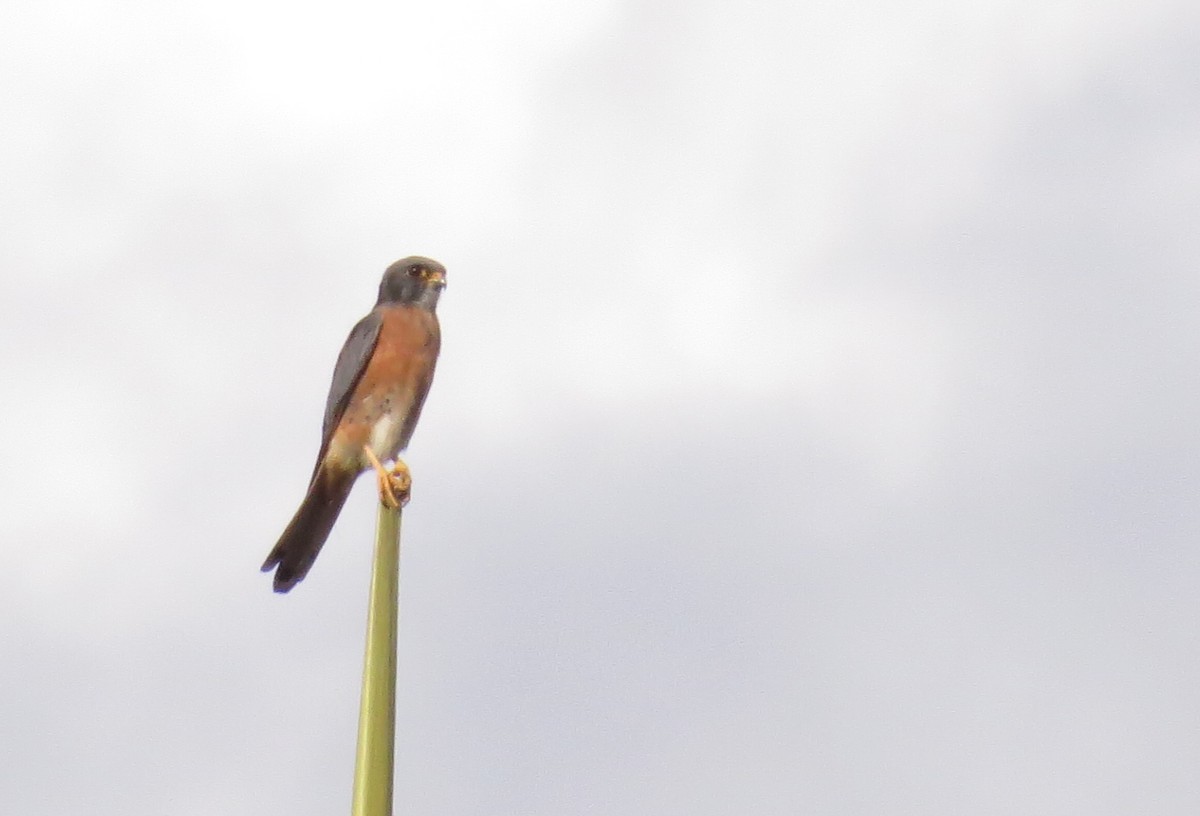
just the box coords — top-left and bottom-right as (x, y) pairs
(362, 445), (394, 507)
(363, 446), (410, 509)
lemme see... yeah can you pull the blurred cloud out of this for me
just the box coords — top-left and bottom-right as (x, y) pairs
(2, 1), (1199, 814)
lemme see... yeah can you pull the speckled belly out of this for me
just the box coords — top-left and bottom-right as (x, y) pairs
(327, 387), (413, 469)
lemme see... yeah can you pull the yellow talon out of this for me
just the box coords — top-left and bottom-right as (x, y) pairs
(363, 446), (411, 509)
(390, 459), (412, 496)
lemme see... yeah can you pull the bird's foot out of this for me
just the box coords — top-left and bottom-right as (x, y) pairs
(387, 459), (412, 508)
(363, 446), (411, 509)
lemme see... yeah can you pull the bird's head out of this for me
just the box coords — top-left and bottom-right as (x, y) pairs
(377, 256), (447, 309)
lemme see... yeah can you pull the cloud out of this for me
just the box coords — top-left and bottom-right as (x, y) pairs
(2, 1), (1198, 814)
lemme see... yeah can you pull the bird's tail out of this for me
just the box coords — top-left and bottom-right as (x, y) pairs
(261, 466), (356, 593)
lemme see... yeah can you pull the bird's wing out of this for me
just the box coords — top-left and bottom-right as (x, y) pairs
(309, 309), (383, 483)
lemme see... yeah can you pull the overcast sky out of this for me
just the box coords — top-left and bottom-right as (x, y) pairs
(2, 1), (1199, 814)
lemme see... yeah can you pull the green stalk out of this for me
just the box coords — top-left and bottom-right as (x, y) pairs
(351, 500), (402, 816)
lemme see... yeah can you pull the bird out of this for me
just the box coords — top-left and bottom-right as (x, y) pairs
(261, 256), (446, 593)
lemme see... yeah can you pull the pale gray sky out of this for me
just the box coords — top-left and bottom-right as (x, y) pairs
(3, 1), (1199, 814)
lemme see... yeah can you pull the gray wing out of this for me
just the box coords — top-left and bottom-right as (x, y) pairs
(308, 309), (383, 483)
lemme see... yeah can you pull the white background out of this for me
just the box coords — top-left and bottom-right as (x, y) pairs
(3, 1), (1198, 813)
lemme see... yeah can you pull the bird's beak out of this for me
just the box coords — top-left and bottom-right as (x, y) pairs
(428, 270), (447, 289)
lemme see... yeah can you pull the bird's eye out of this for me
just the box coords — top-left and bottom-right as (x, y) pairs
(407, 264), (423, 277)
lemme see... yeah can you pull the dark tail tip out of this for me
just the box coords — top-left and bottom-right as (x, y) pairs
(260, 551), (303, 594)
(262, 469), (355, 593)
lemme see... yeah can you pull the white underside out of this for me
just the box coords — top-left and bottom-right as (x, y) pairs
(367, 412), (403, 461)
